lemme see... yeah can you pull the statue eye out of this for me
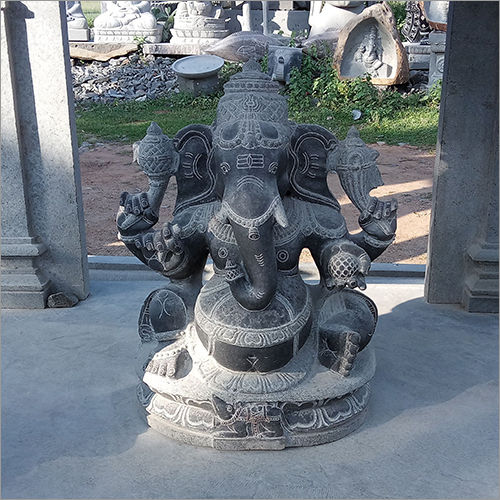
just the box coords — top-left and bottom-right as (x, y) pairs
(222, 123), (239, 141)
(259, 122), (278, 139)
(220, 162), (231, 174)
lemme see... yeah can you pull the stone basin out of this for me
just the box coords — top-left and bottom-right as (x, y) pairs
(172, 55), (224, 79)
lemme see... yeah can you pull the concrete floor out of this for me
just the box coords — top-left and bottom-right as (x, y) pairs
(2, 275), (498, 499)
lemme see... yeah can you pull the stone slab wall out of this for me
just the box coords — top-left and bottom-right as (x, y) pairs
(1, 1), (89, 306)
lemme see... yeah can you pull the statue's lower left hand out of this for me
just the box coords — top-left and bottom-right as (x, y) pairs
(117, 191), (159, 237)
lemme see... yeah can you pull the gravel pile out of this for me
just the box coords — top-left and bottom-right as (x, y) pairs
(71, 53), (178, 103)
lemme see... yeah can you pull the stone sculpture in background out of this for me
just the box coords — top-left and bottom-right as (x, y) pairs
(169, 1), (230, 48)
(308, 1), (365, 37)
(402, 1), (430, 43)
(204, 31), (286, 62)
(420, 1), (449, 32)
(66, 1), (90, 41)
(421, 1), (449, 88)
(353, 25), (388, 78)
(334, 2), (409, 85)
(401, 1), (431, 71)
(267, 45), (302, 83)
(117, 60), (397, 449)
(94, 1), (162, 42)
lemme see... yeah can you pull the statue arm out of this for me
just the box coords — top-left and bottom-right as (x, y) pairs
(67, 2), (83, 15)
(125, 220), (209, 280)
(117, 122), (180, 238)
(117, 174), (172, 239)
(347, 197), (397, 260)
(334, 128), (397, 260)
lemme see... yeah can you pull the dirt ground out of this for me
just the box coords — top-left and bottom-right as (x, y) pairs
(80, 142), (434, 264)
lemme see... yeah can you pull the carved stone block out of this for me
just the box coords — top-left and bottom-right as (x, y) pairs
(333, 2), (410, 85)
(204, 31), (287, 62)
(403, 42), (430, 71)
(428, 30), (446, 88)
(267, 45), (302, 84)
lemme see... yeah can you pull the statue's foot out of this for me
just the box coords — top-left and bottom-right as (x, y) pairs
(67, 16), (88, 29)
(146, 339), (192, 379)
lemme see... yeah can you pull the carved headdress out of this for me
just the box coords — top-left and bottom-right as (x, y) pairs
(213, 59), (293, 150)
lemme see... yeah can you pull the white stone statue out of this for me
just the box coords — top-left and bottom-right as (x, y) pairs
(66, 1), (88, 29)
(94, 1), (157, 30)
(309, 1), (365, 37)
(170, 0), (230, 47)
(66, 1), (90, 41)
(93, 1), (162, 43)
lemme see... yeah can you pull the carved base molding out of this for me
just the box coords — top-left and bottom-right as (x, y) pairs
(1, 237), (50, 309)
(170, 28), (230, 40)
(463, 242), (499, 313)
(139, 321), (375, 450)
(145, 383), (370, 450)
(94, 25), (163, 43)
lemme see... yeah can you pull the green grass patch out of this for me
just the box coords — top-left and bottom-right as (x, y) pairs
(81, 1), (101, 28)
(289, 106), (438, 147)
(76, 96), (217, 144)
(76, 98), (438, 147)
(80, 0), (101, 15)
(358, 107), (439, 146)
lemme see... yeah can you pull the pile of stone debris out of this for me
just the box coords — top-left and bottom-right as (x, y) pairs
(71, 53), (177, 103)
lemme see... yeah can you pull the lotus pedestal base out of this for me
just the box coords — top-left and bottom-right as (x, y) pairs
(138, 322), (375, 450)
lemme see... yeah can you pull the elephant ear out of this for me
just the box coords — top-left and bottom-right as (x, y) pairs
(173, 124), (216, 215)
(289, 124), (341, 210)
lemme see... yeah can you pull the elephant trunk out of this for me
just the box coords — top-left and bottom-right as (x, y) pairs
(220, 194), (288, 311)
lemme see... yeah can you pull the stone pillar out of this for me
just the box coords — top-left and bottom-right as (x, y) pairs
(425, 2), (498, 313)
(262, 1), (269, 35)
(1, 1), (89, 308)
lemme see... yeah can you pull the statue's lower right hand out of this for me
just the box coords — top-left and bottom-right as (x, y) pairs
(134, 223), (186, 273)
(117, 191), (159, 237)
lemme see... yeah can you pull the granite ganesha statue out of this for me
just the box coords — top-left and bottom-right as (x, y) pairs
(117, 60), (397, 449)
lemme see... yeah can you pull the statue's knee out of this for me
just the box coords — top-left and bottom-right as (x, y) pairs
(139, 288), (188, 343)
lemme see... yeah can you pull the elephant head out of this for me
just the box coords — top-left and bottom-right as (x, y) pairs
(210, 60), (294, 310)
